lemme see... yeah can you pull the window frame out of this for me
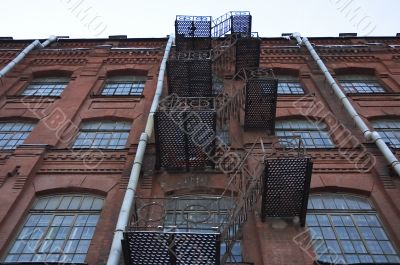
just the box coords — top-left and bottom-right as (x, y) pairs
(100, 75), (147, 97)
(20, 77), (70, 97)
(371, 119), (400, 149)
(275, 119), (335, 149)
(307, 193), (400, 264)
(276, 75), (306, 95)
(0, 121), (35, 150)
(72, 120), (131, 150)
(337, 75), (387, 94)
(2, 194), (104, 264)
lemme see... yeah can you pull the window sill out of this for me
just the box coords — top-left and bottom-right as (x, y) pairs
(277, 93), (309, 97)
(277, 94), (314, 101)
(69, 147), (129, 151)
(5, 95), (60, 101)
(90, 94), (144, 99)
(346, 92), (400, 97)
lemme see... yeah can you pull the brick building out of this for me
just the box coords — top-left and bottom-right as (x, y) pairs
(0, 11), (399, 265)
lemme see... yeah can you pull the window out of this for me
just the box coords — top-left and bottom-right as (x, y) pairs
(164, 196), (243, 263)
(275, 120), (334, 148)
(217, 124), (230, 145)
(277, 75), (305, 95)
(21, 77), (69, 97)
(101, 76), (146, 96)
(372, 119), (400, 148)
(307, 194), (400, 264)
(72, 120), (131, 149)
(0, 122), (35, 150)
(338, 75), (385, 93)
(3, 194), (103, 263)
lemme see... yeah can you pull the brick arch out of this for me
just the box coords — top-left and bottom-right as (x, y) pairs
(35, 187), (107, 197)
(0, 116), (39, 123)
(105, 67), (149, 77)
(367, 114), (400, 121)
(33, 175), (115, 196)
(272, 67), (300, 76)
(310, 174), (375, 196)
(332, 66), (377, 76)
(310, 185), (372, 197)
(79, 116), (133, 124)
(164, 187), (235, 197)
(275, 115), (339, 133)
(31, 69), (74, 78)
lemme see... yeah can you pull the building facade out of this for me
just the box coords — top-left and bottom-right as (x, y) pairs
(0, 11), (399, 265)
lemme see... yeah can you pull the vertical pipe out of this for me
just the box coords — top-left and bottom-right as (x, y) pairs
(292, 32), (400, 176)
(106, 34), (174, 265)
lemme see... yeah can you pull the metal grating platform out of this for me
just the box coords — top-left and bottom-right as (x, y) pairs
(175, 15), (212, 51)
(235, 36), (260, 73)
(212, 11), (251, 37)
(244, 79), (278, 133)
(231, 14), (252, 35)
(123, 231), (220, 265)
(167, 59), (212, 97)
(261, 157), (313, 226)
(155, 98), (217, 170)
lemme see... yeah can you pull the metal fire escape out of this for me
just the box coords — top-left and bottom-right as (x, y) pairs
(122, 11), (313, 265)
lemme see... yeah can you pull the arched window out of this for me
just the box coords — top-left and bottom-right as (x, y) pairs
(21, 77), (70, 97)
(0, 121), (35, 150)
(275, 119), (334, 148)
(372, 119), (400, 148)
(72, 120), (131, 149)
(276, 75), (305, 95)
(101, 75), (146, 96)
(307, 194), (400, 264)
(3, 194), (104, 263)
(337, 75), (385, 94)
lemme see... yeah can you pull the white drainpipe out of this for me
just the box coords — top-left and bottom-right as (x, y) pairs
(0, 35), (58, 78)
(106, 34), (174, 265)
(292, 32), (400, 177)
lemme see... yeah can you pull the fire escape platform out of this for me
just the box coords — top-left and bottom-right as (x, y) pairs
(235, 36), (261, 73)
(244, 78), (278, 134)
(123, 230), (220, 265)
(155, 97), (217, 170)
(167, 59), (212, 97)
(261, 157), (313, 226)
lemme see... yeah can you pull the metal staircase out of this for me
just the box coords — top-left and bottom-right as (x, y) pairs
(122, 11), (313, 265)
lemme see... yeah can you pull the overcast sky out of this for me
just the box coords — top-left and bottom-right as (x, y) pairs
(1, 0), (399, 39)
